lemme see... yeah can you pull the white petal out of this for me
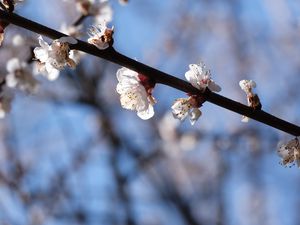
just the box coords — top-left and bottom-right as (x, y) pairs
(208, 80), (221, 92)
(185, 70), (199, 88)
(117, 67), (137, 80)
(119, 91), (139, 110)
(34, 47), (49, 63)
(6, 58), (21, 73)
(137, 104), (154, 120)
(45, 63), (60, 80)
(241, 116), (249, 123)
(38, 36), (50, 50)
(189, 108), (202, 125)
(171, 98), (190, 121)
(6, 74), (18, 88)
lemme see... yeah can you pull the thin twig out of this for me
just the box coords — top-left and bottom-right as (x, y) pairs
(0, 9), (299, 136)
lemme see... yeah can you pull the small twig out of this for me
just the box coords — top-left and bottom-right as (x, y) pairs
(0, 9), (299, 136)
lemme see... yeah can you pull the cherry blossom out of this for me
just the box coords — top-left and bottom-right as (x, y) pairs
(116, 67), (156, 120)
(277, 137), (300, 167)
(185, 62), (221, 92)
(60, 24), (84, 64)
(239, 79), (262, 122)
(171, 96), (203, 125)
(88, 22), (113, 50)
(6, 58), (38, 93)
(33, 36), (77, 81)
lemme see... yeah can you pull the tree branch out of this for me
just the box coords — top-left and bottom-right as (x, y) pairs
(0, 9), (299, 136)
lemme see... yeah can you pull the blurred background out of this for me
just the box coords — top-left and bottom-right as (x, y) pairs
(0, 0), (300, 224)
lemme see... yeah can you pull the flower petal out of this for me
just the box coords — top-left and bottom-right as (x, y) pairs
(137, 104), (154, 120)
(189, 108), (202, 125)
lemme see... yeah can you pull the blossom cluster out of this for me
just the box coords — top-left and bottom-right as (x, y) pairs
(0, 0), (298, 170)
(116, 62), (221, 125)
(0, 0), (117, 117)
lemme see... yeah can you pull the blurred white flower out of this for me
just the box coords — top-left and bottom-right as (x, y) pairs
(65, 0), (113, 22)
(116, 67), (156, 120)
(119, 0), (128, 5)
(185, 62), (221, 92)
(12, 34), (25, 46)
(33, 36), (76, 81)
(239, 79), (262, 122)
(6, 58), (38, 93)
(171, 97), (202, 125)
(60, 23), (82, 38)
(277, 137), (300, 167)
(88, 22), (113, 49)
(94, 0), (113, 24)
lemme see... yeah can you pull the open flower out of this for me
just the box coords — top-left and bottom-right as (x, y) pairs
(116, 67), (156, 120)
(185, 62), (221, 92)
(88, 22), (114, 49)
(6, 58), (38, 93)
(277, 137), (300, 167)
(171, 96), (203, 125)
(33, 36), (77, 81)
(239, 79), (262, 122)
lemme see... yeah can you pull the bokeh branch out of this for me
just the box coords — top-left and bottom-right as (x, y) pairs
(0, 9), (299, 136)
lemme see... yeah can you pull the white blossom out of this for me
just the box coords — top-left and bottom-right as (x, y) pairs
(277, 137), (300, 167)
(60, 24), (85, 64)
(60, 23), (82, 38)
(6, 58), (38, 93)
(88, 22), (113, 50)
(185, 62), (221, 92)
(94, 0), (113, 24)
(116, 67), (156, 120)
(239, 79), (256, 95)
(171, 97), (202, 125)
(64, 0), (113, 22)
(239, 79), (261, 122)
(33, 36), (77, 81)
(12, 34), (25, 46)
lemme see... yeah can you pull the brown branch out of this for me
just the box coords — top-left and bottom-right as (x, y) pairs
(0, 9), (299, 136)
